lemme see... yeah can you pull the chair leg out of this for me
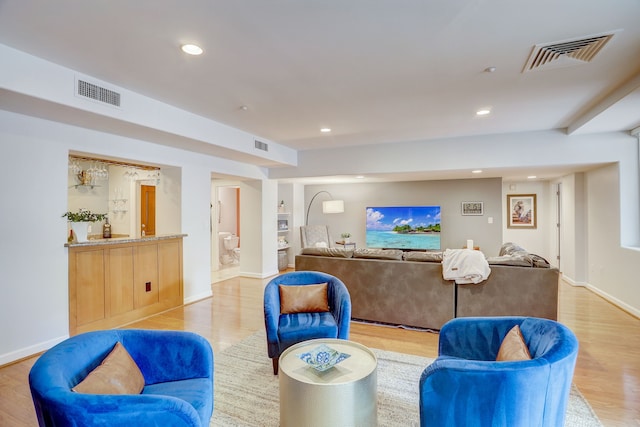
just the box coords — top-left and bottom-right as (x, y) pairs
(272, 357), (279, 375)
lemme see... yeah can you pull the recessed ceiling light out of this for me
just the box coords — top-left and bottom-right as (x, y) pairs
(181, 44), (203, 55)
(528, 175), (537, 179)
(476, 109), (491, 116)
(472, 170), (483, 174)
(356, 175), (365, 179)
(320, 128), (331, 133)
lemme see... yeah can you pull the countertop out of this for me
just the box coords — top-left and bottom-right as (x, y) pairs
(65, 233), (187, 248)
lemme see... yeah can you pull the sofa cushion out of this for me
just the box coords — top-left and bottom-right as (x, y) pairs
(403, 251), (443, 262)
(72, 342), (145, 394)
(353, 248), (404, 260)
(279, 283), (330, 314)
(486, 255), (533, 267)
(496, 325), (532, 361)
(300, 247), (354, 258)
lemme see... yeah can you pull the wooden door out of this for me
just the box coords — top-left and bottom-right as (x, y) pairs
(141, 185), (156, 236)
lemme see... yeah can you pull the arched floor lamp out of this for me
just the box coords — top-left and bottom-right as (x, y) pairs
(305, 191), (344, 225)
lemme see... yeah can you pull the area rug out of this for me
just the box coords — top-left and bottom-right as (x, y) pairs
(210, 332), (602, 426)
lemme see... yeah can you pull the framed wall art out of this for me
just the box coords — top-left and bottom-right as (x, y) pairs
(507, 194), (537, 229)
(461, 201), (484, 216)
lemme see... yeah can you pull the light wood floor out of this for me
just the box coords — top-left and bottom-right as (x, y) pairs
(1, 275), (638, 426)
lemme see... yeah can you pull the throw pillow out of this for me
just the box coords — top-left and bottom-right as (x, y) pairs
(72, 342), (145, 394)
(496, 325), (532, 361)
(280, 283), (330, 314)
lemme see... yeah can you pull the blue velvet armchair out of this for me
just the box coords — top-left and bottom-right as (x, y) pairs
(264, 271), (351, 374)
(419, 316), (579, 427)
(29, 329), (214, 427)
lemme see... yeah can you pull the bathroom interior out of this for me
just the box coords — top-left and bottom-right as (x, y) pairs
(212, 184), (241, 282)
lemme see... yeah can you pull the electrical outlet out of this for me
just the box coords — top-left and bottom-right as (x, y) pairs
(145, 282), (151, 292)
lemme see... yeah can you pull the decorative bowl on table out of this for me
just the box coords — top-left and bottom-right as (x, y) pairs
(297, 344), (351, 372)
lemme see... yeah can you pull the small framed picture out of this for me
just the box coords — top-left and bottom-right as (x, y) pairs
(461, 201), (483, 216)
(507, 194), (537, 229)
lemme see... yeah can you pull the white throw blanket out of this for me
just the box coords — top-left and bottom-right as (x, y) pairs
(442, 248), (491, 284)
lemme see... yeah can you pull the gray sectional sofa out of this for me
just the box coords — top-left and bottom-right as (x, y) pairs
(294, 243), (559, 330)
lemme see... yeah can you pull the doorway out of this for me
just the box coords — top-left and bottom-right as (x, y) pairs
(141, 185), (156, 236)
(211, 183), (241, 282)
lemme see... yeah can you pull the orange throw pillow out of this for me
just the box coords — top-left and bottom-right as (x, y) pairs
(72, 342), (145, 394)
(496, 325), (532, 361)
(279, 283), (330, 314)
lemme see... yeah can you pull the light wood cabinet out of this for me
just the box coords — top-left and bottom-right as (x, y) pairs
(68, 236), (184, 335)
(134, 243), (159, 309)
(73, 249), (105, 326)
(107, 246), (134, 315)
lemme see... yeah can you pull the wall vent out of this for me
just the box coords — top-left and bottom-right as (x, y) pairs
(254, 140), (269, 151)
(523, 31), (617, 73)
(76, 79), (121, 107)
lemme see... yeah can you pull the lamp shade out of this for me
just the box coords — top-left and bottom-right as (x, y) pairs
(322, 200), (344, 214)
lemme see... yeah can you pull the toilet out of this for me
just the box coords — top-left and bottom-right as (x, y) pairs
(218, 232), (240, 264)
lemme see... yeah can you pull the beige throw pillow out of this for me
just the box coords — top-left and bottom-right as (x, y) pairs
(496, 325), (532, 361)
(279, 283), (330, 314)
(72, 342), (145, 394)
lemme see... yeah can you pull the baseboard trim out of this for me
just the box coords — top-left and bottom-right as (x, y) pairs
(239, 269), (280, 279)
(0, 334), (68, 367)
(561, 274), (640, 319)
(184, 290), (213, 305)
(584, 283), (640, 319)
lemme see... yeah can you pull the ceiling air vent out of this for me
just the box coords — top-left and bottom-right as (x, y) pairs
(523, 31), (617, 73)
(254, 140), (269, 152)
(76, 79), (121, 107)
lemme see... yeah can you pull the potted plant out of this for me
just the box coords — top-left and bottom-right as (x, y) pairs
(340, 232), (351, 243)
(62, 209), (107, 242)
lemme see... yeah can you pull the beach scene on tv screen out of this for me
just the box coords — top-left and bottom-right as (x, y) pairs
(366, 206), (441, 250)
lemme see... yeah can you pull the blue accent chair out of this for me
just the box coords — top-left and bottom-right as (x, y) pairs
(419, 316), (579, 427)
(264, 271), (351, 374)
(29, 329), (214, 427)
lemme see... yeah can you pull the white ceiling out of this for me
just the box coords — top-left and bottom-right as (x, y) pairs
(1, 0), (639, 181)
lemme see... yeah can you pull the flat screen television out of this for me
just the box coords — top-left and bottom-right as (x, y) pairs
(366, 205), (441, 250)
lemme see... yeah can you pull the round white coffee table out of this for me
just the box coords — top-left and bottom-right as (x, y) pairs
(279, 338), (378, 427)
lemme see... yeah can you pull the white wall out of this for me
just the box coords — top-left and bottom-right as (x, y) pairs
(0, 109), (272, 364)
(586, 163), (640, 316)
(0, 119), (70, 363)
(218, 187), (239, 235)
(502, 180), (554, 263)
(239, 179), (279, 278)
(304, 178), (504, 256)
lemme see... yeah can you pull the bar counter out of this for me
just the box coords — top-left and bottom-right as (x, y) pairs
(67, 234), (186, 335)
(65, 233), (187, 248)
